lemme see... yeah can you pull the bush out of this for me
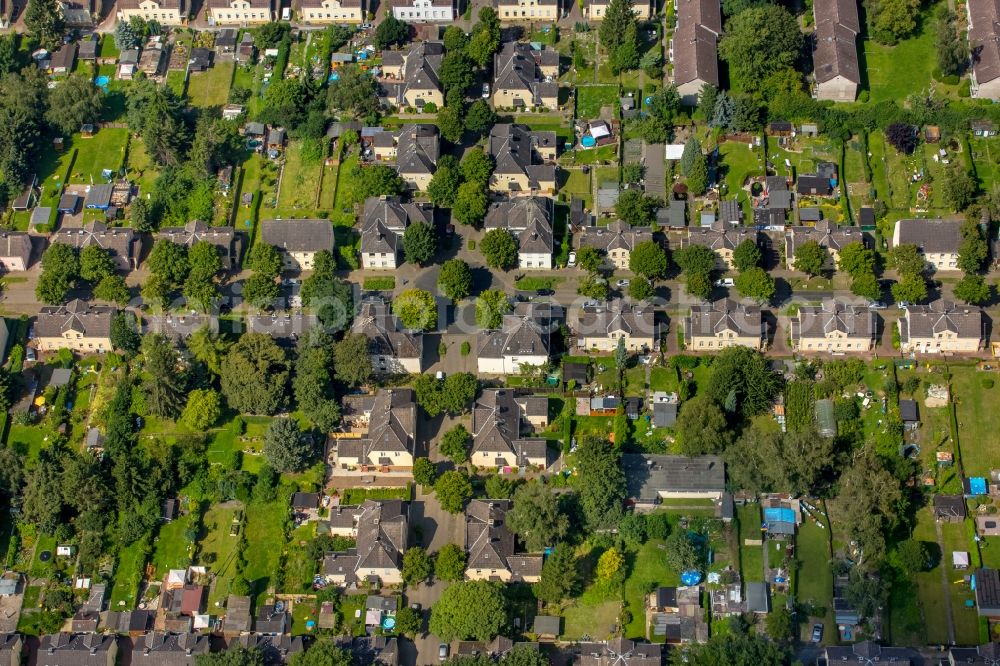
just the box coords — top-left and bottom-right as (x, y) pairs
(959, 79), (972, 97)
(859, 90), (870, 103)
(460, 341), (471, 356)
(984, 378), (995, 389)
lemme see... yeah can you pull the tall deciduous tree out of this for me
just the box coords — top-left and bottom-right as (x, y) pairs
(573, 436), (625, 529)
(429, 581), (508, 641)
(47, 74), (104, 135)
(506, 482), (569, 552)
(403, 220), (438, 265)
(141, 333), (185, 419)
(333, 333), (373, 387)
(719, 5), (802, 85)
(480, 229), (518, 270)
(792, 240), (827, 276)
(263, 417), (313, 472)
(220, 333), (290, 415)
(475, 290), (511, 329)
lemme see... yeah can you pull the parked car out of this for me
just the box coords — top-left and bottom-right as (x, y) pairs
(481, 83), (490, 98)
(567, 251), (577, 267)
(616, 279), (630, 287)
(811, 624), (823, 643)
(868, 301), (887, 310)
(439, 645), (449, 661)
(536, 289), (553, 296)
(410, 602), (421, 611)
(435, 371), (445, 380)
(714, 278), (735, 287)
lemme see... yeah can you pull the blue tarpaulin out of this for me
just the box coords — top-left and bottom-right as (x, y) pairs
(680, 570), (702, 586)
(764, 507), (796, 524)
(969, 477), (988, 495)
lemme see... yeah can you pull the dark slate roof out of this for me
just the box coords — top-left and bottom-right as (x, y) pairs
(340, 389), (417, 463)
(577, 220), (652, 253)
(0, 231), (32, 265)
(34, 299), (115, 340)
(823, 641), (914, 665)
(322, 500), (408, 580)
(563, 361), (588, 383)
(351, 299), (423, 362)
(39, 633), (117, 666)
(488, 124), (557, 186)
(969, 0), (1000, 86)
(230, 635), (304, 666)
(933, 494), (967, 519)
(899, 301), (984, 343)
(131, 632), (209, 666)
(672, 0), (722, 88)
(899, 399), (918, 423)
(395, 124), (439, 176)
(465, 500), (542, 579)
(478, 302), (552, 360)
(622, 454), (725, 501)
(894, 218), (963, 254)
(484, 197), (554, 255)
(260, 219), (334, 254)
(493, 42), (558, 106)
(687, 298), (761, 338)
(291, 492), (319, 509)
(577, 639), (662, 666)
(686, 220), (759, 252)
(222, 595), (252, 634)
(977, 568), (1000, 612)
(340, 636), (398, 666)
(790, 301), (876, 345)
(787, 220), (865, 258)
(53, 221), (136, 271)
(470, 389), (549, 467)
(156, 220), (238, 270)
(360, 196), (432, 256)
(812, 0), (861, 85)
(106, 610), (154, 634)
(575, 301), (656, 340)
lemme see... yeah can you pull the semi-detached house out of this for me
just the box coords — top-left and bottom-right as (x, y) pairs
(488, 124), (558, 196)
(259, 219), (334, 271)
(671, 0), (722, 105)
(484, 197), (554, 270)
(470, 389), (550, 469)
(297, 0), (363, 24)
(891, 218), (963, 272)
(898, 301), (985, 354)
(812, 0), (861, 101)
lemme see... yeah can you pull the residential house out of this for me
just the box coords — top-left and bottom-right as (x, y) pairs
(892, 218), (964, 271)
(684, 298), (765, 350)
(0, 232), (33, 272)
(146, 314), (219, 342)
(360, 196), (433, 270)
(785, 220), (865, 270)
(576, 639), (662, 666)
(464, 500), (543, 582)
(933, 495), (968, 522)
(389, 0), (454, 21)
(0, 635), (20, 666)
(812, 0), (861, 101)
(574, 301), (657, 352)
(297, 0), (362, 23)
(339, 636), (398, 666)
(585, 0), (650, 19)
(492, 42), (559, 110)
(790, 301), (877, 353)
(977, 568), (1000, 618)
(484, 197), (554, 270)
(671, 0), (722, 105)
(685, 221), (760, 270)
(156, 220), (240, 271)
(34, 300), (115, 353)
(205, 0), (272, 24)
(823, 642), (914, 664)
(53, 222), (138, 272)
(576, 221), (653, 270)
(131, 633), (209, 666)
(336, 389), (417, 471)
(38, 634), (118, 666)
(260, 219), (334, 271)
(138, 45), (166, 76)
(948, 642), (1000, 665)
(351, 299), (423, 374)
(496, 0), (558, 21)
(222, 596), (253, 637)
(253, 605), (290, 636)
(394, 124), (440, 191)
(105, 610), (154, 635)
(50, 43), (77, 74)
(378, 42), (445, 109)
(323, 500), (408, 585)
(246, 313), (318, 343)
(230, 635), (304, 665)
(622, 454), (726, 507)
(478, 302), (553, 375)
(898, 301), (985, 354)
(973, 120), (999, 137)
(470, 389), (549, 469)
(488, 124), (557, 195)
(968, 0), (1000, 99)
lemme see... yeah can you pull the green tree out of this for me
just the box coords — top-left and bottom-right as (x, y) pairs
(403, 220), (438, 265)
(427, 159), (462, 207)
(889, 243), (927, 276)
(476, 290), (511, 329)
(676, 394), (731, 454)
(197, 648), (265, 666)
(792, 239), (827, 275)
(438, 259), (473, 301)
(440, 424), (471, 465)
(263, 417), (313, 472)
(674, 244), (716, 276)
(115, 19), (142, 50)
(460, 149), (494, 185)
(535, 546), (581, 603)
(466, 7), (501, 67)
(506, 482), (569, 551)
(354, 164), (406, 203)
(686, 152), (709, 195)
(935, 7), (969, 76)
(294, 332), (341, 433)
(954, 273), (991, 305)
(220, 333), (290, 415)
(326, 65), (380, 119)
(287, 640), (352, 666)
(891, 273), (928, 304)
(629, 241), (669, 280)
(705, 345), (781, 418)
(247, 242), (282, 277)
(732, 239), (762, 272)
(837, 241), (876, 278)
(628, 276), (655, 300)
(243, 272), (279, 308)
(125, 80), (190, 165)
(734, 266), (775, 303)
(480, 228), (518, 269)
(851, 272), (882, 301)
(943, 166), (978, 212)
(670, 627), (789, 666)
(148, 239), (190, 285)
(180, 388), (221, 431)
(435, 470), (473, 513)
(333, 332), (372, 386)
(764, 607), (793, 642)
(188, 324), (229, 378)
(599, 0), (637, 56)
(438, 104), (465, 143)
(573, 436), (625, 529)
(577, 246), (604, 273)
(615, 189), (657, 226)
(610, 21), (640, 74)
(394, 607), (422, 637)
(870, 0), (920, 45)
(46, 74), (104, 135)
(896, 539), (929, 574)
(36, 243), (79, 304)
(465, 100), (497, 136)
(719, 4), (803, 85)
(412, 457), (437, 487)
(94, 275), (130, 305)
(665, 531), (703, 571)
(577, 274), (610, 300)
(24, 0), (64, 49)
(444, 25), (468, 52)
(141, 333), (185, 418)
(596, 547), (624, 582)
(111, 312), (141, 355)
(374, 14), (409, 49)
(622, 162), (645, 185)
(393, 289), (437, 331)
(429, 580), (508, 641)
(439, 50), (475, 97)
(614, 335), (629, 371)
(839, 447), (904, 568)
(619, 512), (648, 546)
(453, 181), (488, 225)
(402, 546), (433, 585)
(958, 221), (989, 273)
(680, 138), (701, 176)
(435, 543), (467, 582)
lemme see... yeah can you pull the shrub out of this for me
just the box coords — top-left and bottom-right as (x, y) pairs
(460, 341), (471, 356)
(984, 378), (995, 389)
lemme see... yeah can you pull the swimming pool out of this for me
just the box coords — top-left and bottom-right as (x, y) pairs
(95, 75), (109, 88)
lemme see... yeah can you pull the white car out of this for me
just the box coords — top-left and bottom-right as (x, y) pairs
(567, 251), (577, 267)
(714, 278), (735, 287)
(281, 6), (291, 19)
(482, 83), (490, 98)
(616, 279), (630, 287)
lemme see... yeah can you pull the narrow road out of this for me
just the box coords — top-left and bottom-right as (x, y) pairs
(934, 519), (957, 645)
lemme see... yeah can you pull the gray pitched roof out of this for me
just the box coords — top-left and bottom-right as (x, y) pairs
(0, 231), (32, 265)
(493, 42), (558, 106)
(622, 454), (725, 501)
(360, 197), (432, 256)
(574, 301), (656, 339)
(156, 220), (238, 270)
(464, 499), (543, 579)
(488, 124), (557, 188)
(340, 389), (417, 462)
(395, 124), (439, 177)
(969, 0), (1000, 86)
(322, 500), (408, 578)
(484, 197), (554, 255)
(672, 0), (721, 88)
(812, 0), (861, 85)
(53, 222), (136, 271)
(477, 303), (552, 360)
(577, 220), (652, 254)
(351, 299), (423, 362)
(260, 219), (334, 254)
(470, 389), (548, 465)
(131, 632), (209, 666)
(39, 633), (116, 666)
(791, 301), (876, 344)
(35, 299), (116, 341)
(577, 639), (662, 666)
(899, 301), (984, 343)
(230, 634), (304, 666)
(687, 298), (761, 338)
(686, 221), (759, 253)
(894, 218), (963, 254)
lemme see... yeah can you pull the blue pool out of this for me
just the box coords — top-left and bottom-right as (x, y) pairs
(95, 75), (109, 88)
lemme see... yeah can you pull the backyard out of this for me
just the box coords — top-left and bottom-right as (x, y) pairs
(186, 63), (235, 108)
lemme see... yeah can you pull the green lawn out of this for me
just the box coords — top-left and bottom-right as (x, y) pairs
(560, 597), (621, 641)
(362, 277), (395, 291)
(952, 366), (1000, 476)
(718, 141), (762, 211)
(198, 503), (243, 606)
(576, 85), (619, 118)
(125, 137), (160, 199)
(560, 168), (592, 208)
(187, 62), (235, 108)
(737, 504), (763, 582)
(562, 145), (618, 167)
(242, 498), (289, 603)
(648, 367), (677, 392)
(329, 150), (361, 226)
(68, 128), (129, 184)
(275, 141), (325, 214)
(514, 276), (563, 291)
(623, 538), (678, 639)
(166, 70), (187, 97)
(152, 511), (197, 577)
(110, 537), (151, 607)
(283, 523), (318, 594)
(8, 424), (59, 462)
